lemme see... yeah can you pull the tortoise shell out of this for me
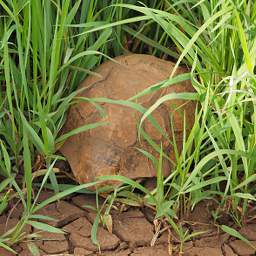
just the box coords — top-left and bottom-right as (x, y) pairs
(60, 54), (195, 184)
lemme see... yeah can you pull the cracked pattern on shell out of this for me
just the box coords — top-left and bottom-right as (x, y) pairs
(60, 54), (195, 185)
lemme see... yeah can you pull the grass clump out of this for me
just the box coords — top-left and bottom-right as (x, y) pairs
(0, 0), (132, 251)
(116, 0), (256, 222)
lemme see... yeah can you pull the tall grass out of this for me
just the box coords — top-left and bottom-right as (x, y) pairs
(112, 0), (256, 223)
(0, 0), (147, 251)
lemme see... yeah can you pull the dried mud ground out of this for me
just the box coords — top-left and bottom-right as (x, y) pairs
(1, 192), (256, 256)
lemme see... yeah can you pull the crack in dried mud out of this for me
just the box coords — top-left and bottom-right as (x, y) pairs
(1, 194), (256, 256)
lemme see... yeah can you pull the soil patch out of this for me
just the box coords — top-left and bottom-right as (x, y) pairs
(1, 192), (256, 256)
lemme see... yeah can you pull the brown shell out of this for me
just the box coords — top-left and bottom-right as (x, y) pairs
(60, 54), (195, 184)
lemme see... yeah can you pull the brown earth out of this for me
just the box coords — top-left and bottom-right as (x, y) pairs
(1, 193), (256, 256)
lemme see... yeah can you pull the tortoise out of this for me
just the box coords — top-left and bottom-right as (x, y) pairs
(60, 54), (195, 185)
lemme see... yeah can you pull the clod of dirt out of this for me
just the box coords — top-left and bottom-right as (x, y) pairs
(131, 245), (169, 256)
(183, 246), (223, 256)
(17, 229), (72, 256)
(102, 249), (131, 256)
(70, 231), (119, 252)
(60, 54), (195, 185)
(19, 248), (35, 256)
(37, 201), (84, 227)
(223, 244), (238, 256)
(37, 239), (69, 254)
(37, 231), (67, 241)
(74, 247), (93, 255)
(65, 216), (120, 251)
(182, 241), (194, 252)
(239, 224), (256, 241)
(71, 195), (99, 223)
(11, 243), (45, 256)
(34, 230), (69, 254)
(112, 209), (155, 247)
(229, 240), (256, 255)
(64, 217), (92, 237)
(194, 233), (228, 248)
